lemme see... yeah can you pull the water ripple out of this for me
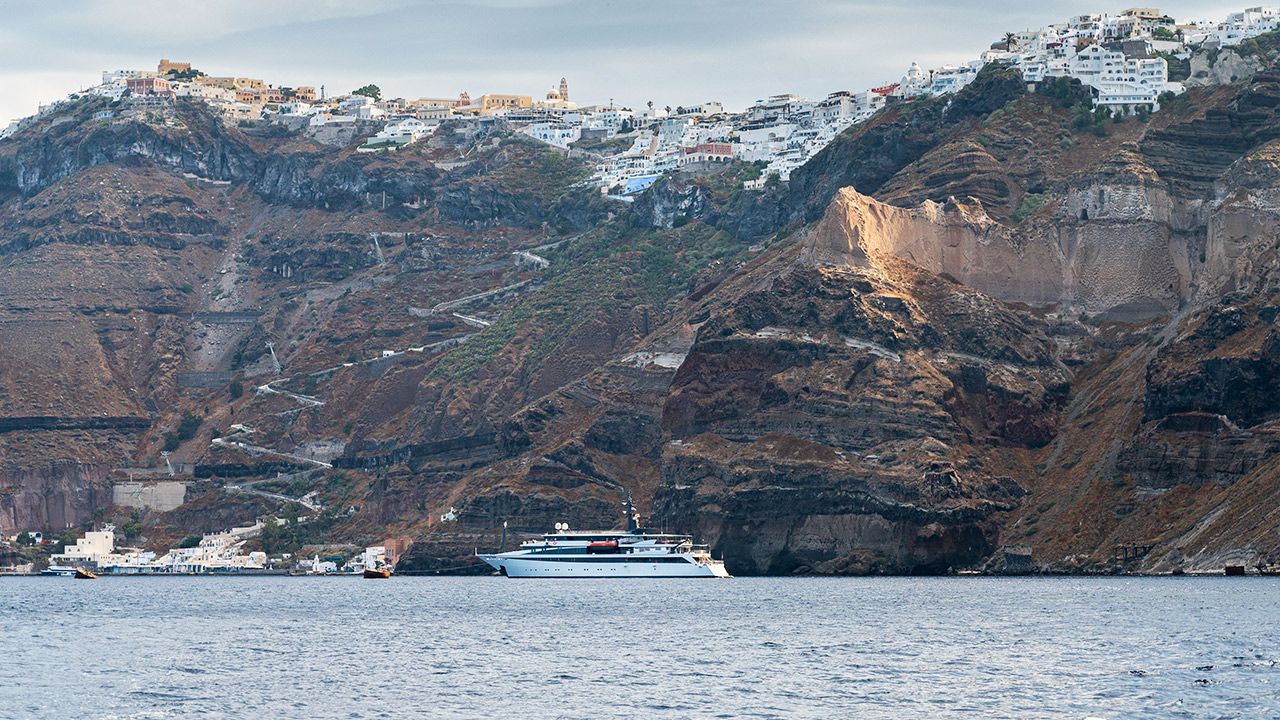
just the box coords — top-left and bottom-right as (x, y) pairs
(2, 576), (1279, 718)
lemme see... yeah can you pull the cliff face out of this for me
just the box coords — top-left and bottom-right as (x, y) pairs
(0, 98), (607, 536)
(642, 60), (1280, 573)
(802, 183), (1205, 317)
(804, 188), (1063, 304)
(7, 55), (1280, 574)
(0, 101), (255, 197)
(0, 461), (113, 535)
(651, 248), (1066, 573)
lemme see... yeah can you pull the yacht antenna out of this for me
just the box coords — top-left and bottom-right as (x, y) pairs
(498, 520), (507, 551)
(625, 495), (640, 532)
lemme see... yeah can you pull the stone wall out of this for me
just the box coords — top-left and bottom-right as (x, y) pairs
(112, 481), (188, 512)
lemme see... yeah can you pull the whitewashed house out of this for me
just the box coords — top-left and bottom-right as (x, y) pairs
(1066, 43), (1182, 112)
(359, 117), (433, 152)
(929, 64), (980, 95)
(520, 120), (581, 148)
(894, 62), (932, 97)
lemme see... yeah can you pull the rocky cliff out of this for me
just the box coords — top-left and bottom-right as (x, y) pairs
(652, 245), (1066, 573)
(6, 51), (1280, 574)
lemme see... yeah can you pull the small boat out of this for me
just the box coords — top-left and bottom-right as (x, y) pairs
(41, 565), (78, 577)
(363, 567), (391, 579)
(74, 568), (99, 580)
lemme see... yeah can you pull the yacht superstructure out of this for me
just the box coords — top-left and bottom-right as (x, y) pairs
(477, 505), (730, 578)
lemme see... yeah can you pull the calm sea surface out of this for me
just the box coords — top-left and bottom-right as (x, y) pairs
(1, 576), (1277, 719)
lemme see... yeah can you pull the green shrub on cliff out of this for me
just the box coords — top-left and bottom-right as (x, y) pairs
(176, 412), (202, 440)
(1011, 193), (1047, 223)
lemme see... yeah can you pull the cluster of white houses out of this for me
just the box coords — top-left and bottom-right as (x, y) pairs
(51, 524), (268, 574)
(588, 6), (1279, 194)
(4, 7), (1279, 190)
(46, 523), (395, 575)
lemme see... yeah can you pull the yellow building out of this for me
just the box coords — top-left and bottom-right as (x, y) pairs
(158, 58), (192, 75)
(199, 76), (267, 91)
(1121, 7), (1164, 19)
(413, 96), (460, 108)
(293, 86), (317, 102)
(477, 94), (533, 115)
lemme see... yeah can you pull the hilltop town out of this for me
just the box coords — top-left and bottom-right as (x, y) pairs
(4, 7), (1277, 201)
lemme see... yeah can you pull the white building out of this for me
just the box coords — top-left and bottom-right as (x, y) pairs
(50, 525), (159, 571)
(1064, 43), (1182, 112)
(102, 69), (150, 84)
(148, 530), (266, 573)
(309, 112), (357, 127)
(895, 62), (932, 97)
(358, 117), (434, 152)
(172, 82), (236, 103)
(1200, 7), (1280, 46)
(86, 82), (128, 101)
(274, 101), (321, 116)
(929, 64), (980, 95)
(52, 527), (116, 565)
(520, 120), (581, 148)
(338, 95), (385, 119)
(579, 106), (635, 134)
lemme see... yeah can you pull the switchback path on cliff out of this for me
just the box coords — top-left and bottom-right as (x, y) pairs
(224, 480), (322, 512)
(211, 437), (333, 469)
(412, 278), (533, 315)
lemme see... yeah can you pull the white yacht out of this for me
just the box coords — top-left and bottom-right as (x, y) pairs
(477, 505), (730, 579)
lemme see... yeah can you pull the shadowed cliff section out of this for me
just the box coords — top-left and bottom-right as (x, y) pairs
(0, 99), (256, 198)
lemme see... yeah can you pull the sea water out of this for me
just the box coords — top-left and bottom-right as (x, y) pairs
(1, 576), (1276, 719)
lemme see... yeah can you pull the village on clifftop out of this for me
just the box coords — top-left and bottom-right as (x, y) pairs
(0, 7), (1275, 197)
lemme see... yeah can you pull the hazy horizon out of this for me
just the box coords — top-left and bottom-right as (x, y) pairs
(0, 0), (1249, 124)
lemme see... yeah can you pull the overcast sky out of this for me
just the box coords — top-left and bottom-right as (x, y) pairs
(0, 0), (1247, 124)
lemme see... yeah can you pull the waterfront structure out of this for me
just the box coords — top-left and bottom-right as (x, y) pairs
(343, 545), (390, 574)
(51, 526), (116, 565)
(48, 523), (268, 574)
(304, 555), (340, 574)
(150, 531), (266, 574)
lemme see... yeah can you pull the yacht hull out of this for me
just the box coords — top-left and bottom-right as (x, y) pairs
(478, 554), (730, 578)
